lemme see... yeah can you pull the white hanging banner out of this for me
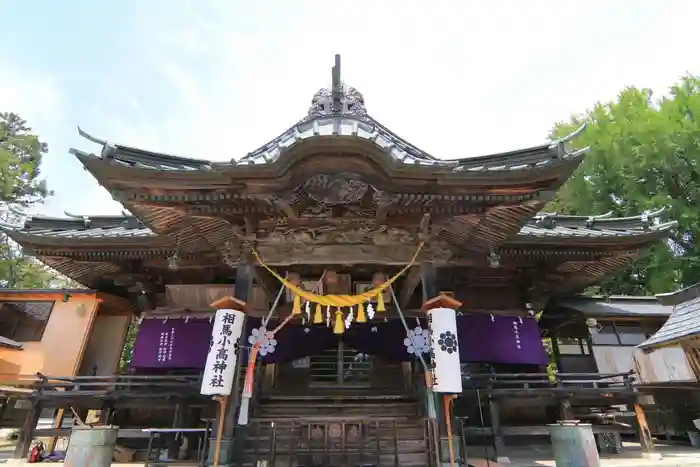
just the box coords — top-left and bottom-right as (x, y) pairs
(200, 309), (245, 396)
(427, 307), (463, 393)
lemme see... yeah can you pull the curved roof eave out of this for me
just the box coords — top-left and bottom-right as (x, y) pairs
(71, 120), (589, 178)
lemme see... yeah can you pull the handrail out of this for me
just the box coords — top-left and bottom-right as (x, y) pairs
(462, 371), (635, 380)
(0, 373), (208, 401)
(459, 370), (636, 392)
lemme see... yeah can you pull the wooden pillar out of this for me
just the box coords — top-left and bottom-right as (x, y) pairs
(168, 402), (186, 459)
(262, 364), (276, 392)
(46, 408), (65, 454)
(634, 401), (656, 458)
(560, 398), (574, 420)
(488, 396), (509, 463)
(14, 400), (42, 459)
(207, 262), (253, 466)
(420, 262), (438, 304)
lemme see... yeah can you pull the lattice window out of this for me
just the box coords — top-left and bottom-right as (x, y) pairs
(0, 301), (54, 341)
(615, 324), (648, 346)
(591, 325), (619, 345)
(557, 337), (585, 355)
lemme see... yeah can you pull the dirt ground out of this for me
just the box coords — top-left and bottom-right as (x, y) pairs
(0, 441), (697, 466)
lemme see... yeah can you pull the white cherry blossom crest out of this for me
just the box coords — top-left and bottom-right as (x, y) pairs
(248, 326), (277, 356)
(404, 326), (430, 356)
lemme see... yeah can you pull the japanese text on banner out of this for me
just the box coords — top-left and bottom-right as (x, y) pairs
(200, 309), (245, 396)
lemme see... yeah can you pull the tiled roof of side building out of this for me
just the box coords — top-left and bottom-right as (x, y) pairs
(639, 284), (700, 349)
(557, 295), (673, 318)
(513, 208), (677, 242)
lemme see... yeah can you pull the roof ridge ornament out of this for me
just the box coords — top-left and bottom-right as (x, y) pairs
(303, 55), (369, 122)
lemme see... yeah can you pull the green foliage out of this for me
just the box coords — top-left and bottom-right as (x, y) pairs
(0, 112), (57, 289)
(550, 75), (700, 295)
(0, 113), (49, 206)
(119, 321), (139, 372)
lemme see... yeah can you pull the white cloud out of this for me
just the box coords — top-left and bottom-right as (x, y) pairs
(93, 0), (700, 165)
(0, 67), (62, 128)
(0, 61), (67, 215)
(18, 0), (700, 216)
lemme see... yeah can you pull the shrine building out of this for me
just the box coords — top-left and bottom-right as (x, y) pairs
(0, 55), (685, 466)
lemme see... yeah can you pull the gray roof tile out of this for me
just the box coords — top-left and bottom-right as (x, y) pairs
(639, 290), (700, 348)
(0, 208), (676, 244)
(559, 296), (673, 318)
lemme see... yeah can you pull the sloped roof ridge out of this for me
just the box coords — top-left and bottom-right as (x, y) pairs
(0, 212), (146, 232)
(71, 118), (588, 173)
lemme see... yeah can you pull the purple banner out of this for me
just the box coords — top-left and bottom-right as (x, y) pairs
(130, 314), (547, 369)
(131, 317), (215, 369)
(457, 314), (548, 365)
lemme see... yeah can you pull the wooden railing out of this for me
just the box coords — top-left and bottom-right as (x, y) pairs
(0, 373), (205, 401)
(231, 416), (435, 467)
(460, 371), (637, 395)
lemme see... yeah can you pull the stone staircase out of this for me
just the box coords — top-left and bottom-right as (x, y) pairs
(235, 393), (432, 466)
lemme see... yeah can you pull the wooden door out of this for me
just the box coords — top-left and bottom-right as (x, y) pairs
(309, 340), (372, 388)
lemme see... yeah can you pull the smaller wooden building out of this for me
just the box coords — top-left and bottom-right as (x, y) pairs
(0, 289), (133, 378)
(635, 285), (700, 438)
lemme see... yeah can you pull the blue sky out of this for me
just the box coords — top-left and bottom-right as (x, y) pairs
(2, 0), (699, 217)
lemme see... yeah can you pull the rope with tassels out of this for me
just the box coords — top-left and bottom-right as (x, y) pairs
(251, 242), (425, 309)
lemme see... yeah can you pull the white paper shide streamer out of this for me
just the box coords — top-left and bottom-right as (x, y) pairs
(427, 307), (462, 393)
(200, 309), (245, 395)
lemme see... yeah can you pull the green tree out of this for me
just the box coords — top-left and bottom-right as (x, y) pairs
(0, 112), (56, 288)
(550, 76), (700, 295)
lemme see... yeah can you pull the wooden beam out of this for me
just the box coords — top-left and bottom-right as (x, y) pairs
(398, 266), (421, 308)
(252, 266), (282, 304)
(420, 262), (438, 302)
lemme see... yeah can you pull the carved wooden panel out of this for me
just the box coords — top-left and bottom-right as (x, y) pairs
(285, 280), (324, 302)
(354, 282), (391, 303)
(165, 284), (267, 310)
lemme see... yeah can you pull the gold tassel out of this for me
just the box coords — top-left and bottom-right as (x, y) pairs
(292, 294), (302, 315)
(333, 308), (345, 334)
(313, 303), (323, 324)
(376, 292), (385, 312)
(356, 303), (367, 323)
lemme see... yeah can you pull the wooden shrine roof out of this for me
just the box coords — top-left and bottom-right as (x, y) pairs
(3, 57), (676, 301)
(71, 122), (588, 181)
(0, 209), (676, 297)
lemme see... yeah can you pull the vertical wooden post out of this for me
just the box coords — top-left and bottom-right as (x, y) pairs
(634, 402), (655, 457)
(560, 398), (574, 420)
(212, 396), (228, 467)
(14, 400), (42, 459)
(167, 402), (185, 459)
(46, 408), (65, 454)
(488, 397), (508, 463)
(206, 262), (254, 466)
(262, 364), (276, 392)
(420, 262), (438, 304)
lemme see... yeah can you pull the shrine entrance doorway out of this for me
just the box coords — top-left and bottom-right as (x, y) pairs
(271, 340), (410, 394)
(309, 339), (372, 388)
